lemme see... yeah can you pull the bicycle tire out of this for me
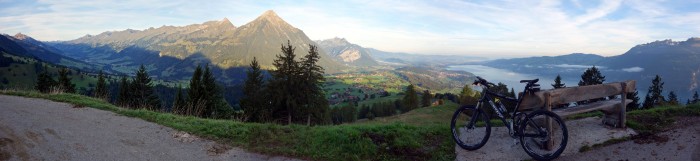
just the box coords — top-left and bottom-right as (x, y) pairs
(451, 105), (491, 150)
(519, 110), (568, 161)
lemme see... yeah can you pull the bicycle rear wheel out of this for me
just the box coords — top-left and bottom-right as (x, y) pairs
(451, 105), (491, 150)
(519, 110), (568, 161)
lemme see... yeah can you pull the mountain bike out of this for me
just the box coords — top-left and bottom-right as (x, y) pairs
(451, 76), (568, 161)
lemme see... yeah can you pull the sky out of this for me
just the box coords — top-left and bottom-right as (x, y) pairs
(1, 0), (699, 57)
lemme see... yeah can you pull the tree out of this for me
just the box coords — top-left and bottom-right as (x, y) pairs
(552, 74), (566, 89)
(35, 66), (57, 93)
(299, 45), (328, 125)
(421, 90), (432, 107)
(667, 91), (678, 105)
(642, 75), (665, 109)
(130, 65), (161, 110)
(93, 70), (109, 100)
(578, 66), (605, 104)
(187, 65), (204, 115)
(402, 84), (419, 111)
(172, 85), (186, 114)
(57, 67), (76, 93)
(692, 91), (699, 105)
(459, 84), (479, 106)
(116, 76), (131, 107)
(626, 90), (641, 111)
(241, 57), (269, 122)
(358, 104), (370, 119)
(269, 41), (301, 124)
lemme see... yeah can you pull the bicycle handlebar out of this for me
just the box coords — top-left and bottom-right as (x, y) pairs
(473, 76), (495, 88)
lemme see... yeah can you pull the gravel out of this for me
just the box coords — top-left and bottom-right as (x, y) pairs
(0, 95), (302, 161)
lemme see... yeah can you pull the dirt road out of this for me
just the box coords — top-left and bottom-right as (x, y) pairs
(0, 95), (301, 161)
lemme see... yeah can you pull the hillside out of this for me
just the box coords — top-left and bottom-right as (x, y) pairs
(48, 10), (344, 84)
(0, 34), (94, 71)
(481, 38), (700, 101)
(316, 37), (379, 66)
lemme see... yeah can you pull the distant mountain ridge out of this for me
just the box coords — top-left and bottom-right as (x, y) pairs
(0, 33), (93, 70)
(482, 37), (700, 101)
(316, 37), (379, 66)
(48, 10), (344, 84)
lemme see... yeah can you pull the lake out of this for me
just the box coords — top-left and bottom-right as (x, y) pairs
(447, 65), (579, 92)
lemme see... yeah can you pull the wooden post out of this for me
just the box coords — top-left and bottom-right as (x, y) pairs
(620, 82), (627, 128)
(544, 92), (554, 150)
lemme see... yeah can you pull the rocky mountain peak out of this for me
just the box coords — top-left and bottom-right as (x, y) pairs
(252, 10), (288, 25)
(13, 32), (31, 40)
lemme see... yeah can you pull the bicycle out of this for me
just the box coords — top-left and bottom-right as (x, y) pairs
(451, 76), (568, 161)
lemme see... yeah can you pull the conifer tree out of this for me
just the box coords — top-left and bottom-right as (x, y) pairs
(459, 84), (478, 106)
(667, 91), (678, 105)
(578, 66), (605, 104)
(35, 66), (56, 93)
(421, 90), (432, 107)
(403, 84), (419, 111)
(241, 57), (269, 122)
(57, 67), (76, 93)
(172, 85), (186, 114)
(299, 45), (328, 125)
(626, 90), (641, 111)
(187, 65), (203, 115)
(269, 40), (301, 124)
(116, 76), (131, 107)
(130, 65), (160, 110)
(692, 91), (699, 104)
(552, 74), (566, 89)
(642, 75), (665, 109)
(201, 65), (232, 119)
(94, 70), (109, 100)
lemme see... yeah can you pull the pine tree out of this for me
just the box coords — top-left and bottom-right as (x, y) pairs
(57, 67), (76, 93)
(172, 85), (186, 114)
(269, 40), (301, 124)
(299, 45), (328, 125)
(459, 84), (478, 106)
(93, 70), (109, 100)
(421, 90), (432, 107)
(552, 74), (566, 89)
(201, 65), (232, 119)
(403, 84), (419, 111)
(116, 76), (131, 107)
(667, 91), (678, 105)
(626, 90), (640, 111)
(241, 57), (269, 122)
(187, 65), (203, 115)
(35, 66), (56, 93)
(692, 91), (699, 104)
(642, 75), (665, 109)
(578, 66), (605, 104)
(130, 65), (160, 110)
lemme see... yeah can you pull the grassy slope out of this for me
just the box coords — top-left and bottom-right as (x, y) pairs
(0, 90), (455, 161)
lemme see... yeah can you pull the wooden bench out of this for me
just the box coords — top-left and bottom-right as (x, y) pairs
(519, 80), (636, 128)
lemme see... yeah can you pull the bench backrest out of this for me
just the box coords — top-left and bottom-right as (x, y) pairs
(519, 80), (636, 110)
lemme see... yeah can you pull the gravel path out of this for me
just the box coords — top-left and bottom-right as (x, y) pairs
(455, 115), (700, 161)
(0, 95), (302, 161)
(455, 117), (637, 161)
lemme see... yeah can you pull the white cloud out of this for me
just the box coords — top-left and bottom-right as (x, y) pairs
(622, 67), (644, 72)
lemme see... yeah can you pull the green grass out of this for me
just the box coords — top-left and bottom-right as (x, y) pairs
(0, 90), (455, 161)
(626, 104), (700, 133)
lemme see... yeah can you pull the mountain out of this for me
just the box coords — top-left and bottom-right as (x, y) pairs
(49, 10), (344, 84)
(481, 38), (700, 101)
(316, 37), (379, 66)
(0, 33), (93, 70)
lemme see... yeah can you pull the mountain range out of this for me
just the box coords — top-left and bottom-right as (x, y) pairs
(316, 37), (379, 66)
(45, 10), (344, 84)
(482, 38), (700, 101)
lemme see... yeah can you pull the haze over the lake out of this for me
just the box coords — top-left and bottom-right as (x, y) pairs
(1, 0), (699, 57)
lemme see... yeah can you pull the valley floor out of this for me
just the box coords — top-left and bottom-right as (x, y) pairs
(0, 95), (301, 161)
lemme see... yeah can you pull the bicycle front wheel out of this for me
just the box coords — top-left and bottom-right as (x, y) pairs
(519, 110), (568, 161)
(451, 105), (491, 150)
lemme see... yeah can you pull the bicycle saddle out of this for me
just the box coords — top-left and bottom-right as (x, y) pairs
(519, 79), (539, 84)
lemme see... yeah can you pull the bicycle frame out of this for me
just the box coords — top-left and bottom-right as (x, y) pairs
(470, 84), (546, 138)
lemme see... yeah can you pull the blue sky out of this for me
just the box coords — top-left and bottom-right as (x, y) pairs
(1, 0), (699, 57)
